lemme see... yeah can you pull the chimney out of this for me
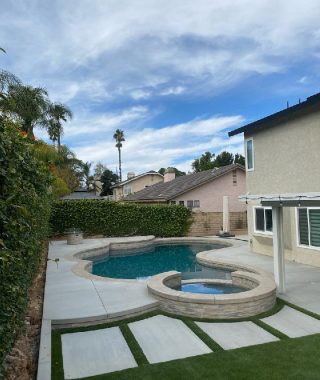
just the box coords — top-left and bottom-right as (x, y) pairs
(164, 167), (176, 183)
(127, 172), (135, 179)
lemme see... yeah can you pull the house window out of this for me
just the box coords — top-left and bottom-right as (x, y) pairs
(186, 200), (200, 209)
(246, 138), (254, 171)
(254, 207), (272, 234)
(297, 208), (320, 248)
(123, 185), (132, 195)
(187, 200), (193, 209)
(193, 200), (200, 208)
(179, 201), (184, 206)
(170, 201), (176, 205)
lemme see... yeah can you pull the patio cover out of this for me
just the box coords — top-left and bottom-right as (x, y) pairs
(239, 192), (320, 294)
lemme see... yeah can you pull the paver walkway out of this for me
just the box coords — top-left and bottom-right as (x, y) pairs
(196, 321), (279, 349)
(61, 327), (137, 379)
(129, 315), (211, 363)
(261, 306), (320, 338)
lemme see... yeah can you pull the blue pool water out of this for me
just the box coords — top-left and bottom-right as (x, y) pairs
(177, 283), (245, 295)
(92, 243), (231, 280)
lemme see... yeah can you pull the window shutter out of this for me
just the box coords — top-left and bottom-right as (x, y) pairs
(310, 209), (320, 247)
(298, 208), (309, 245)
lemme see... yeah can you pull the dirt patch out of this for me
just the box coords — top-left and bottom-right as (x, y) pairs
(4, 245), (48, 380)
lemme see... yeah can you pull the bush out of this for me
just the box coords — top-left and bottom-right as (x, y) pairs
(0, 120), (52, 375)
(50, 200), (191, 237)
(52, 176), (71, 198)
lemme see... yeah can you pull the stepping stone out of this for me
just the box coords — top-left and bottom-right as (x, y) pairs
(61, 327), (137, 379)
(129, 315), (211, 363)
(196, 321), (278, 350)
(261, 306), (320, 338)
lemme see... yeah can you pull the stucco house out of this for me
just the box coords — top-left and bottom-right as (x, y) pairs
(112, 171), (163, 201)
(229, 92), (320, 277)
(125, 164), (247, 236)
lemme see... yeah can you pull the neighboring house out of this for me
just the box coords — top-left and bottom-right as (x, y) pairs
(61, 187), (102, 200)
(125, 164), (247, 236)
(229, 92), (320, 269)
(112, 171), (164, 201)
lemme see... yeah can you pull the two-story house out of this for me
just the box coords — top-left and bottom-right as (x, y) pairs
(112, 171), (164, 201)
(229, 92), (320, 291)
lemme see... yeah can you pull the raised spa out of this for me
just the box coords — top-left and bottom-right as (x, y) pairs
(176, 282), (245, 295)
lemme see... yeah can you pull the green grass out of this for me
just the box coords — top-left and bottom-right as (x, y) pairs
(52, 299), (320, 380)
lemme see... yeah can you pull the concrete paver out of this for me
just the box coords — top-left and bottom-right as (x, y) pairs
(261, 306), (320, 338)
(196, 321), (278, 350)
(61, 327), (137, 379)
(129, 315), (212, 363)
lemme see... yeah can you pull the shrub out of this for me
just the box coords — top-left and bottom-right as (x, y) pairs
(0, 120), (52, 375)
(52, 176), (71, 198)
(50, 200), (191, 237)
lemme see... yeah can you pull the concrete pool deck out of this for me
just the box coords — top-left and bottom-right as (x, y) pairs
(38, 235), (320, 379)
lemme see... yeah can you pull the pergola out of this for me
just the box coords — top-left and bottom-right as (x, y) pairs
(239, 192), (320, 294)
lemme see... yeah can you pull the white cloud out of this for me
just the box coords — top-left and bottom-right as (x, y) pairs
(71, 114), (244, 173)
(2, 0), (320, 102)
(159, 86), (186, 96)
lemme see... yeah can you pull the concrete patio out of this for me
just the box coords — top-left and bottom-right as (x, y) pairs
(38, 235), (320, 379)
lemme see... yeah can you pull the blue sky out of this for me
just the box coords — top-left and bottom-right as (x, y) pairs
(1, 0), (320, 175)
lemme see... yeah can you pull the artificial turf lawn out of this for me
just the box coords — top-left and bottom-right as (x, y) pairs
(52, 334), (320, 380)
(52, 299), (320, 380)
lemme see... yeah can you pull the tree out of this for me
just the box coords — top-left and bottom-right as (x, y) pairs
(94, 161), (107, 178)
(47, 103), (72, 151)
(192, 151), (245, 172)
(3, 84), (49, 138)
(192, 152), (216, 172)
(214, 151), (234, 167)
(234, 153), (245, 166)
(81, 161), (92, 190)
(113, 129), (125, 182)
(100, 169), (119, 196)
(158, 167), (186, 177)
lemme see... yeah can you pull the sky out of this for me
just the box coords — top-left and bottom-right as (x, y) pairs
(1, 0), (320, 176)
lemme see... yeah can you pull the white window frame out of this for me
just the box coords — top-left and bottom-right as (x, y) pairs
(296, 207), (320, 251)
(245, 138), (254, 172)
(253, 206), (273, 236)
(123, 185), (132, 195)
(193, 200), (200, 208)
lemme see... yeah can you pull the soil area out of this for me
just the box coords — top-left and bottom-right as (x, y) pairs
(4, 245), (48, 380)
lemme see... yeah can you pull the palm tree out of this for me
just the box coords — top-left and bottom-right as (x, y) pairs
(113, 129), (125, 182)
(3, 84), (49, 138)
(0, 70), (20, 105)
(47, 103), (73, 151)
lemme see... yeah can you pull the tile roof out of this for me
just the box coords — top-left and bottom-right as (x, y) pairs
(124, 164), (244, 202)
(61, 192), (102, 200)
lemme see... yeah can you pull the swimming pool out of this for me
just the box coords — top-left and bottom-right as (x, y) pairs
(91, 243), (230, 280)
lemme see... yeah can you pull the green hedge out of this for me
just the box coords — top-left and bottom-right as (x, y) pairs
(50, 200), (191, 237)
(0, 121), (52, 375)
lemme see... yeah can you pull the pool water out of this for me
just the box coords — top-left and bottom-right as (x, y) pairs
(92, 243), (230, 280)
(177, 283), (245, 295)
